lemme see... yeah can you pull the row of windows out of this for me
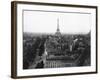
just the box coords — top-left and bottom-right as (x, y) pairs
(44, 61), (75, 68)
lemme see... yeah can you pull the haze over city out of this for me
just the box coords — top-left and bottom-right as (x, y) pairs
(23, 10), (91, 34)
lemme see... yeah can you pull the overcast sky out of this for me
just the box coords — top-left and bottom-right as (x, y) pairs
(23, 10), (91, 34)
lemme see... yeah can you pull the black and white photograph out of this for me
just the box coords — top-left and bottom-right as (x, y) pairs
(23, 10), (91, 69)
(11, 1), (97, 78)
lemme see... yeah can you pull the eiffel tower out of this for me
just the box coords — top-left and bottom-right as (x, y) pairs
(55, 18), (61, 36)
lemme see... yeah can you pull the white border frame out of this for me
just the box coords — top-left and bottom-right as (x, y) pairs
(16, 3), (97, 77)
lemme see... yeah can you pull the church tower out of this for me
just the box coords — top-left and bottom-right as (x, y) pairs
(55, 18), (61, 36)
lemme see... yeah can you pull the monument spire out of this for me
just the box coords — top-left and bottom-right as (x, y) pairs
(55, 18), (61, 36)
(57, 18), (60, 32)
